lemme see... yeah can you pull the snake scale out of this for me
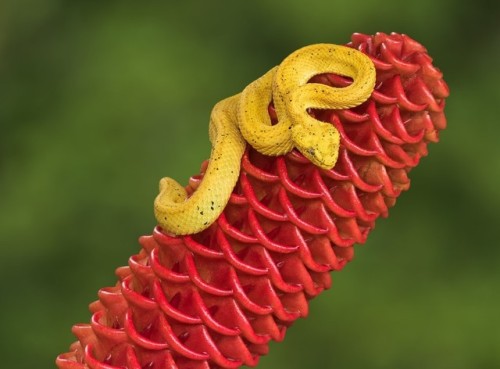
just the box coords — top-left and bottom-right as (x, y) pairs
(154, 44), (376, 235)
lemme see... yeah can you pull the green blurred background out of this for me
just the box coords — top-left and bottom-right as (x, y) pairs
(1, 1), (499, 368)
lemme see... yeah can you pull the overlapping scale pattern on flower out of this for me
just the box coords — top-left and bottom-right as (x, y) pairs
(57, 32), (449, 369)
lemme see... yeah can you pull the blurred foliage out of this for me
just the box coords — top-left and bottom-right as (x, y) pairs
(1, 0), (499, 368)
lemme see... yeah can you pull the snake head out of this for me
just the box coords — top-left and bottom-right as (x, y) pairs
(291, 121), (340, 169)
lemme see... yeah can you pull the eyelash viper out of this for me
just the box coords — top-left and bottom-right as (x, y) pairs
(154, 44), (376, 235)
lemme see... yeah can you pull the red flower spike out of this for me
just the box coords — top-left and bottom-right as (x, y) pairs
(57, 32), (449, 369)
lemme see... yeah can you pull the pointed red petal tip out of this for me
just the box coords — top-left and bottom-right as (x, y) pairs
(57, 32), (448, 369)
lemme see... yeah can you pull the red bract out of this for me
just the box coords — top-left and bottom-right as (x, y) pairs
(57, 32), (449, 369)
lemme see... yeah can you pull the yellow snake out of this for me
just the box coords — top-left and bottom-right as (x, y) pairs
(154, 44), (376, 235)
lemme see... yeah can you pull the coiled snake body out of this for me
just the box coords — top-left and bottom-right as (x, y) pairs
(154, 44), (376, 235)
